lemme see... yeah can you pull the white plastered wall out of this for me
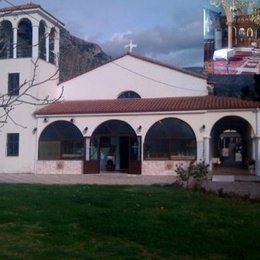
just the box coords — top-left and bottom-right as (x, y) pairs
(0, 8), (62, 174)
(0, 58), (59, 174)
(62, 55), (208, 100)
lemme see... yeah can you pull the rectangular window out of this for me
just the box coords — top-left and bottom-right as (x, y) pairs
(8, 73), (20, 95)
(7, 133), (19, 156)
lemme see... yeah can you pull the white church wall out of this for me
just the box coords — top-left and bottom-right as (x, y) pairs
(62, 55), (208, 100)
(0, 58), (59, 174)
(0, 58), (34, 96)
(0, 4), (62, 174)
(36, 59), (61, 100)
(0, 59), (37, 173)
(0, 58), (60, 105)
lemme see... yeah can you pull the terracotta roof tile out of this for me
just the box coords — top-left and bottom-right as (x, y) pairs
(0, 2), (64, 26)
(35, 96), (260, 116)
(0, 3), (40, 12)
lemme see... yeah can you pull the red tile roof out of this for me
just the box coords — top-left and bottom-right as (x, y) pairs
(35, 96), (260, 116)
(0, 2), (64, 26)
(126, 53), (207, 80)
(0, 3), (40, 12)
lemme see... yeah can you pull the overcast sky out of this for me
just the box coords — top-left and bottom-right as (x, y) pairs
(0, 0), (205, 67)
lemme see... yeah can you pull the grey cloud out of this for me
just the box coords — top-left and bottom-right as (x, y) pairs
(134, 23), (202, 55)
(155, 48), (204, 67)
(98, 21), (203, 67)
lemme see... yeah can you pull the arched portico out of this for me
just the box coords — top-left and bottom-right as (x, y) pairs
(84, 120), (141, 174)
(142, 117), (197, 176)
(38, 120), (84, 160)
(144, 117), (197, 161)
(210, 116), (254, 173)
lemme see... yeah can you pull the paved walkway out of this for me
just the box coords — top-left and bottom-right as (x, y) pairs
(202, 181), (260, 200)
(0, 173), (177, 185)
(0, 173), (259, 200)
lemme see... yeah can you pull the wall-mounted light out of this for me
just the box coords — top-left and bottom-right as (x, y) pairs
(83, 126), (88, 134)
(137, 125), (142, 133)
(70, 118), (75, 123)
(43, 118), (48, 123)
(201, 125), (206, 131)
(32, 127), (37, 134)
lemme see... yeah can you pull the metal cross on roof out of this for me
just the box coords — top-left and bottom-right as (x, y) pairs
(125, 40), (137, 53)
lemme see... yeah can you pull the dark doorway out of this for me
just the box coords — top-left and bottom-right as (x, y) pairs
(211, 116), (253, 171)
(84, 120), (141, 174)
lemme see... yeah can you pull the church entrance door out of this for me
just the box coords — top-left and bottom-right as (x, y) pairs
(83, 120), (141, 174)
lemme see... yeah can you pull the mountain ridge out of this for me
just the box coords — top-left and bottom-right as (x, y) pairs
(59, 28), (111, 83)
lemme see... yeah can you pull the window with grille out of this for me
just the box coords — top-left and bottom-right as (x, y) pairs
(8, 73), (20, 96)
(7, 133), (19, 156)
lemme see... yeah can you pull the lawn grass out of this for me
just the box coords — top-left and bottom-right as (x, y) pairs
(0, 184), (259, 259)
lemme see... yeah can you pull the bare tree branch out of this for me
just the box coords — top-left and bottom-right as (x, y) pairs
(0, 3), (64, 127)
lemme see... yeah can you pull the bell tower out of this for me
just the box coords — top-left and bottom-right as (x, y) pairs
(0, 3), (64, 174)
(0, 3), (63, 64)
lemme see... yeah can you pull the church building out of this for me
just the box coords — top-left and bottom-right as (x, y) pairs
(1, 3), (260, 176)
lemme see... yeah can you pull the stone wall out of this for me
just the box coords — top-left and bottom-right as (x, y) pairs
(142, 160), (191, 175)
(36, 161), (83, 174)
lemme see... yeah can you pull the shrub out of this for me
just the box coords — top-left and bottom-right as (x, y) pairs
(175, 161), (209, 187)
(175, 162), (192, 187)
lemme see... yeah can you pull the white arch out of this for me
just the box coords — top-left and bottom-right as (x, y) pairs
(208, 115), (255, 171)
(143, 116), (199, 144)
(143, 117), (198, 160)
(39, 20), (47, 60)
(0, 20), (13, 58)
(17, 18), (33, 58)
(91, 119), (137, 137)
(38, 120), (84, 160)
(209, 114), (255, 138)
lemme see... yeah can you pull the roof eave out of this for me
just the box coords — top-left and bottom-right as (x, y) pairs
(34, 107), (259, 117)
(0, 6), (64, 27)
